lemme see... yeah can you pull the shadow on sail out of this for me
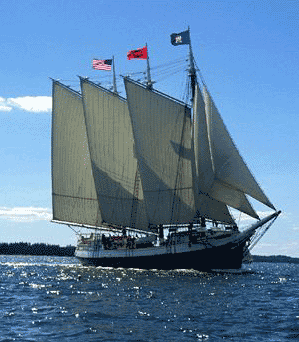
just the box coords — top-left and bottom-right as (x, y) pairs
(80, 77), (148, 231)
(51, 80), (101, 227)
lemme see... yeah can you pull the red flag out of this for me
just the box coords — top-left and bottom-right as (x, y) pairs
(127, 46), (147, 60)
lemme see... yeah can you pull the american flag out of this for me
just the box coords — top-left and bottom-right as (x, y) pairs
(92, 59), (112, 71)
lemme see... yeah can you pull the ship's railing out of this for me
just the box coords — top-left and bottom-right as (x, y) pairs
(76, 233), (139, 251)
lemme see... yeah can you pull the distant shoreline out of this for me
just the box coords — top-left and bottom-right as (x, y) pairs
(0, 243), (298, 264)
(251, 255), (299, 264)
(0, 242), (75, 257)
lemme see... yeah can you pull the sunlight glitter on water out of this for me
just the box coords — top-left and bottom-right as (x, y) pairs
(0, 255), (298, 341)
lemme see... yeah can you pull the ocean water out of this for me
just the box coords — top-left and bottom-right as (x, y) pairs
(0, 255), (298, 341)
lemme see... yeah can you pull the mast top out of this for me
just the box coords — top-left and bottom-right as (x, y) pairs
(170, 26), (197, 102)
(145, 43), (153, 90)
(187, 27), (197, 102)
(112, 55), (118, 94)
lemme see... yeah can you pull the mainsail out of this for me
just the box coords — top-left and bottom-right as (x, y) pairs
(51, 80), (101, 226)
(80, 78), (148, 230)
(124, 78), (195, 224)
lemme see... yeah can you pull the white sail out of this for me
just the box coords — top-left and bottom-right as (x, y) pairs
(193, 84), (259, 219)
(193, 84), (214, 193)
(209, 180), (259, 219)
(196, 194), (235, 224)
(192, 86), (236, 223)
(80, 78), (148, 230)
(202, 86), (275, 211)
(51, 81), (101, 226)
(124, 78), (196, 225)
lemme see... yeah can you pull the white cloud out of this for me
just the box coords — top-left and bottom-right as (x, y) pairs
(8, 96), (52, 112)
(0, 96), (52, 113)
(0, 207), (52, 222)
(0, 105), (12, 112)
(0, 97), (12, 111)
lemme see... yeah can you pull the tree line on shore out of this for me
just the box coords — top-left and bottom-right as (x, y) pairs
(252, 254), (299, 264)
(0, 242), (75, 256)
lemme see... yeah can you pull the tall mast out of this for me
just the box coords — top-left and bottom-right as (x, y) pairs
(146, 43), (153, 90)
(112, 55), (118, 94)
(188, 27), (197, 102)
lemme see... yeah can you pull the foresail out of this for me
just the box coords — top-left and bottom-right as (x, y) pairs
(193, 85), (236, 224)
(202, 86), (275, 211)
(124, 78), (196, 225)
(196, 194), (235, 224)
(193, 85), (253, 222)
(80, 78), (148, 230)
(193, 84), (214, 193)
(208, 180), (259, 219)
(51, 81), (101, 226)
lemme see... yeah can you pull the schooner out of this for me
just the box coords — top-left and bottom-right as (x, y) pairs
(51, 29), (280, 270)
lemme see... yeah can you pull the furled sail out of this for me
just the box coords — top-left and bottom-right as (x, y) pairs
(193, 84), (259, 219)
(51, 80), (101, 226)
(202, 85), (275, 211)
(80, 78), (148, 230)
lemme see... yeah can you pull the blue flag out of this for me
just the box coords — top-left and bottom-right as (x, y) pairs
(170, 30), (190, 46)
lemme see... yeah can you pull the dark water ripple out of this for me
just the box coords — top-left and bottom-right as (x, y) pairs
(0, 255), (298, 341)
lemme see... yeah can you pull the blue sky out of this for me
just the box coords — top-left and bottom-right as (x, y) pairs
(0, 0), (298, 257)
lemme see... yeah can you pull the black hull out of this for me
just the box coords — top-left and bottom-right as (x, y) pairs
(76, 241), (246, 271)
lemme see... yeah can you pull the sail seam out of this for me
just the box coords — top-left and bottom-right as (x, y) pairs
(144, 187), (193, 192)
(54, 193), (144, 201)
(52, 193), (98, 201)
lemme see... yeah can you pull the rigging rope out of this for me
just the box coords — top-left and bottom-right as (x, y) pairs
(248, 216), (278, 252)
(193, 59), (207, 88)
(68, 225), (81, 236)
(242, 215), (279, 260)
(57, 57), (189, 90)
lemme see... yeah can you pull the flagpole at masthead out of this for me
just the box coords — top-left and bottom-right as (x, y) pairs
(146, 43), (153, 90)
(112, 55), (118, 94)
(170, 27), (196, 102)
(188, 27), (197, 102)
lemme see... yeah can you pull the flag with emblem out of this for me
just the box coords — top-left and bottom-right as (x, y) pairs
(170, 30), (190, 46)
